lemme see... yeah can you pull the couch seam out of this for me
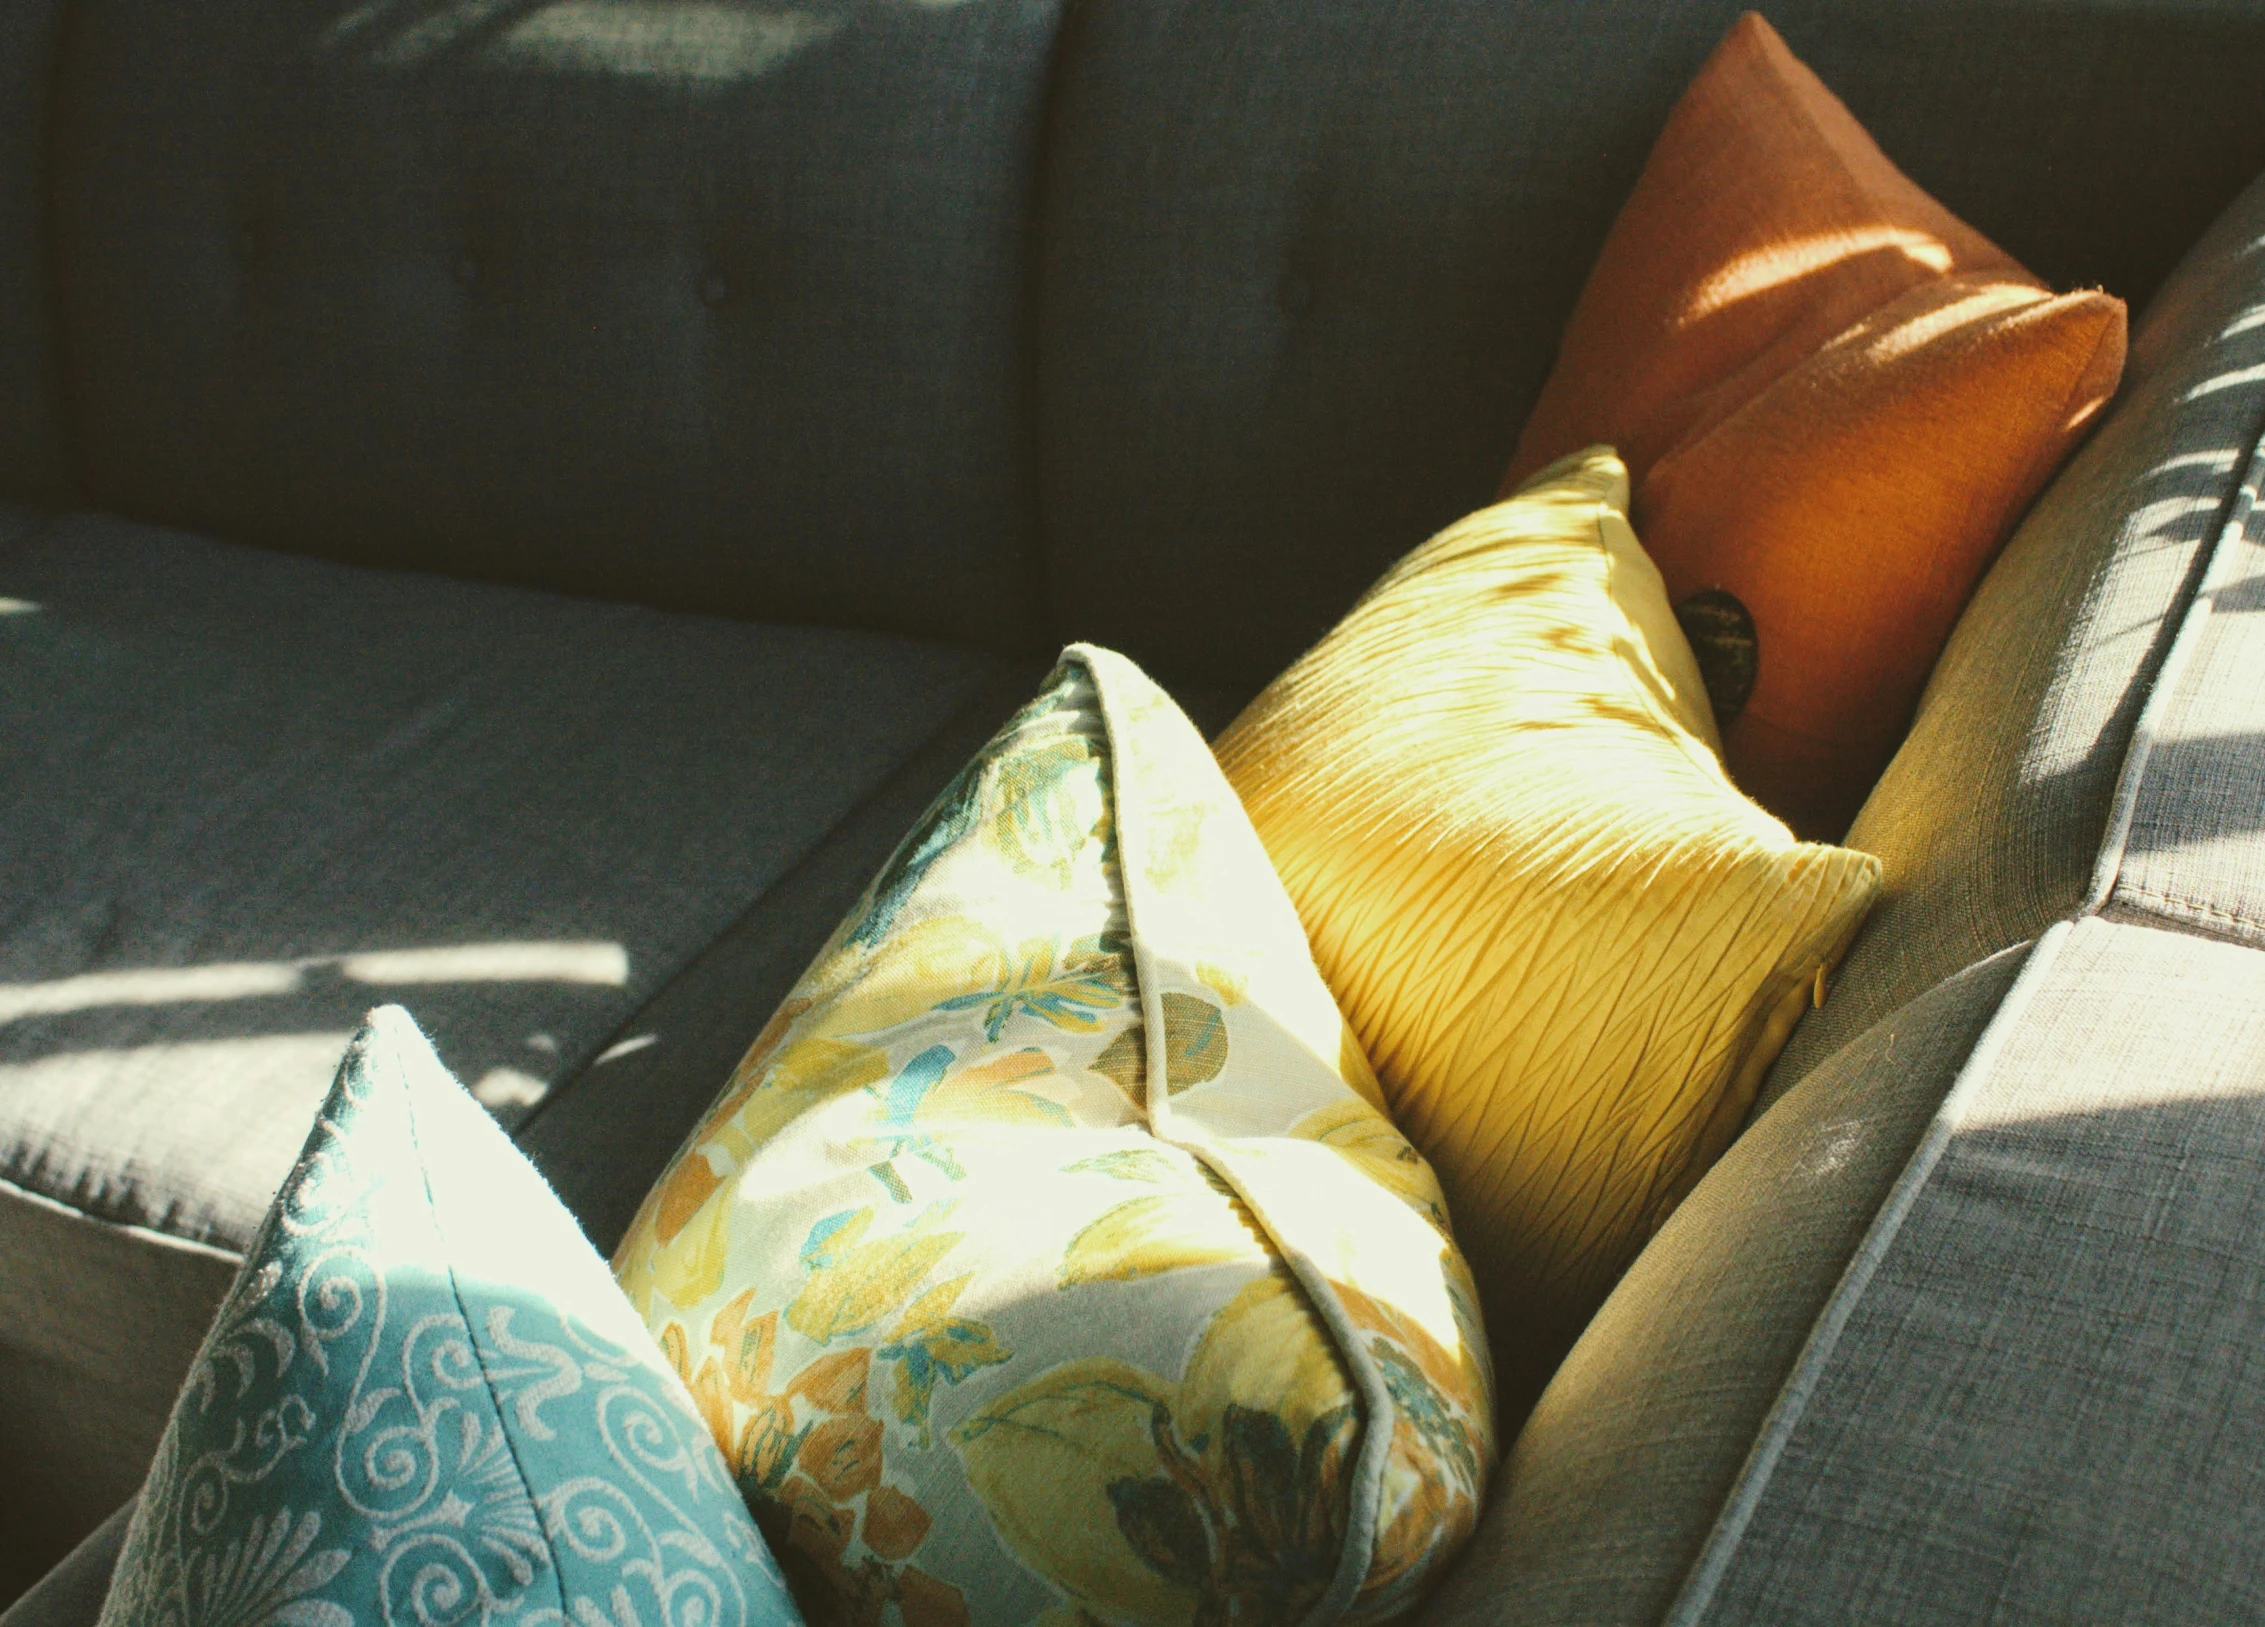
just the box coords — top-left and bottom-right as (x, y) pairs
(2085, 349), (2265, 913)
(0, 1169), (243, 1265)
(1661, 918), (2076, 1627)
(1672, 261), (2265, 1622)
(512, 660), (1037, 1145)
(2112, 885), (2265, 942)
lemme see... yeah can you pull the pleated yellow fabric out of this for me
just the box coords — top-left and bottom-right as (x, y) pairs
(1212, 448), (1880, 1406)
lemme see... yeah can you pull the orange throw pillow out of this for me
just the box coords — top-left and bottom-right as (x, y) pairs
(1506, 12), (2125, 839)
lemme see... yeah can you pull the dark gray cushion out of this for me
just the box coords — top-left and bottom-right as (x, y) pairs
(1685, 919), (2265, 1626)
(1765, 163), (2265, 1108)
(0, 509), (1015, 1583)
(0, 0), (69, 508)
(0, 1504), (125, 1627)
(1036, 0), (2265, 696)
(48, 0), (1060, 645)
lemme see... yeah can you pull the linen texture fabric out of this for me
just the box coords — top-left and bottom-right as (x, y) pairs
(612, 646), (1495, 1627)
(1684, 921), (2265, 1624)
(1505, 12), (2125, 840)
(1426, 162), (2265, 1623)
(96, 1007), (802, 1627)
(50, 0), (1060, 646)
(0, 0), (69, 508)
(0, 508), (1019, 1574)
(1670, 166), (2265, 1622)
(1422, 946), (2028, 1627)
(1034, 0), (2265, 703)
(1212, 449), (1879, 1409)
(1764, 161), (2265, 1107)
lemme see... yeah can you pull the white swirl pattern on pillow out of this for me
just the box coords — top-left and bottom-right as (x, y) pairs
(97, 1005), (802, 1627)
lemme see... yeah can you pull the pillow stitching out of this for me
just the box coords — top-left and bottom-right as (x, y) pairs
(392, 1010), (575, 1625)
(1659, 916), (2078, 1626)
(1070, 642), (1399, 1627)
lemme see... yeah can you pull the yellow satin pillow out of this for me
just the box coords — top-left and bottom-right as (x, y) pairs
(1213, 448), (1880, 1406)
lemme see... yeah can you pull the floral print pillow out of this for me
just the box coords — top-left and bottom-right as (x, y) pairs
(98, 1006), (800, 1627)
(612, 646), (1496, 1627)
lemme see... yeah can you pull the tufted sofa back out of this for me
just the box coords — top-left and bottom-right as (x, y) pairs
(38, 0), (1062, 646)
(1035, 0), (2265, 694)
(4, 0), (2265, 675)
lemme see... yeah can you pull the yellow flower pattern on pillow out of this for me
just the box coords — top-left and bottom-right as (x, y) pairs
(615, 647), (1494, 1627)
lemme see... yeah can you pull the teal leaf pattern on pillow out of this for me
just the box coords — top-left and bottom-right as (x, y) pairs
(97, 1006), (803, 1627)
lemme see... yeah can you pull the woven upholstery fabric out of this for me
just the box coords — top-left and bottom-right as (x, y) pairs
(49, 0), (1059, 644)
(1424, 947), (2024, 1627)
(0, 511), (1013, 1585)
(1433, 151), (2265, 1625)
(2114, 412), (2265, 938)
(0, 1509), (127, 1627)
(0, 0), (68, 507)
(1662, 169), (2265, 1623)
(1035, 0), (2265, 697)
(0, 1191), (236, 1603)
(0, 514), (1009, 1244)
(1764, 164), (2265, 1109)
(1681, 921), (2265, 1624)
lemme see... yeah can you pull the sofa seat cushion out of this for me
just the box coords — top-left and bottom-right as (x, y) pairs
(1678, 918), (2265, 1624)
(0, 506), (1025, 1593)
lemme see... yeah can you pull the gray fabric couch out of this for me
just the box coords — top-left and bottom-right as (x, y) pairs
(5, 0), (2265, 1619)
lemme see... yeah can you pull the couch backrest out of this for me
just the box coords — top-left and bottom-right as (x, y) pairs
(1035, 0), (2265, 695)
(11, 0), (2265, 671)
(0, 0), (69, 508)
(41, 0), (1062, 646)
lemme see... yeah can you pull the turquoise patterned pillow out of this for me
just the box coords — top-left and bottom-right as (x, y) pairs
(97, 1005), (802, 1627)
